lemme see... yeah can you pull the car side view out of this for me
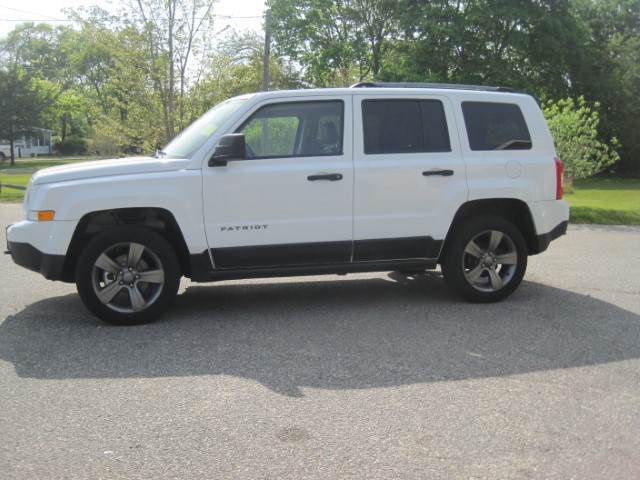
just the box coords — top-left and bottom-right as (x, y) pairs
(6, 83), (569, 325)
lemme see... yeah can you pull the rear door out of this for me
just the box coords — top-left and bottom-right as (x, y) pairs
(352, 94), (468, 262)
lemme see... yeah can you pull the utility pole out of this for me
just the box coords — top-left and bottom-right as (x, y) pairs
(262, 9), (271, 92)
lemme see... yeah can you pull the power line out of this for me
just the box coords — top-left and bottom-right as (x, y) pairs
(0, 6), (65, 21)
(0, 19), (73, 23)
(0, 15), (261, 23)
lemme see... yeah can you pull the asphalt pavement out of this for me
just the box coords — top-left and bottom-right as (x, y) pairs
(1, 203), (639, 479)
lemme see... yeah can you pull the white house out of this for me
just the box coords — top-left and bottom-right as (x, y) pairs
(0, 128), (53, 157)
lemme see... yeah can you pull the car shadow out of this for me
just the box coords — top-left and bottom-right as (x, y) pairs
(0, 273), (638, 397)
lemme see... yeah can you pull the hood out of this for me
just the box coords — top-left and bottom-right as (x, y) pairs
(31, 157), (192, 185)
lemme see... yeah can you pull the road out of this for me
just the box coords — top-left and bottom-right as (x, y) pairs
(1, 203), (639, 479)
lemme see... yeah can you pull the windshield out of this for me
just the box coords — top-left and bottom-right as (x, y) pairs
(161, 97), (249, 158)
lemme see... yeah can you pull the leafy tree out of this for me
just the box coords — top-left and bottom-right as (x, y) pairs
(0, 68), (52, 165)
(0, 23), (72, 82)
(544, 97), (619, 186)
(569, 0), (640, 174)
(190, 31), (303, 115)
(124, 0), (218, 138)
(383, 0), (580, 96)
(0, 23), (94, 142)
(66, 9), (169, 151)
(268, 0), (398, 86)
(69, 0), (219, 146)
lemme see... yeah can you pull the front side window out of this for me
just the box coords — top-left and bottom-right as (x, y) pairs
(462, 102), (532, 151)
(362, 99), (451, 154)
(238, 101), (344, 158)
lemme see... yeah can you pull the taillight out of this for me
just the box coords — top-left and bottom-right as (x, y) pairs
(554, 157), (563, 200)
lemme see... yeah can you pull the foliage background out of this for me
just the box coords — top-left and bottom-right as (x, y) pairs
(0, 0), (637, 174)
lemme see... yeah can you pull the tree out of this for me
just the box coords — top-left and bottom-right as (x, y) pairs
(190, 31), (303, 114)
(383, 0), (580, 96)
(69, 0), (219, 145)
(0, 68), (51, 165)
(0, 23), (95, 143)
(0, 23), (72, 82)
(267, 0), (398, 86)
(543, 97), (619, 187)
(124, 0), (218, 139)
(569, 0), (640, 174)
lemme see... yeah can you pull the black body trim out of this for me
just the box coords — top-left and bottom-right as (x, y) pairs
(353, 237), (443, 262)
(201, 259), (439, 282)
(210, 241), (352, 269)
(188, 251), (215, 281)
(196, 237), (444, 282)
(533, 220), (568, 255)
(8, 241), (67, 281)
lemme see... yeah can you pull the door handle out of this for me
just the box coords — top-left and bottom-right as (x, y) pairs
(422, 169), (454, 177)
(307, 173), (343, 181)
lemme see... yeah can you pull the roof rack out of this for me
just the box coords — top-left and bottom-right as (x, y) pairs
(350, 82), (517, 93)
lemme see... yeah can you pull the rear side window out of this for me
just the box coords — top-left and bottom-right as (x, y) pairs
(462, 102), (532, 151)
(362, 100), (450, 154)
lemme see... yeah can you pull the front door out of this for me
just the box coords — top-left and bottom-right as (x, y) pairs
(202, 96), (354, 269)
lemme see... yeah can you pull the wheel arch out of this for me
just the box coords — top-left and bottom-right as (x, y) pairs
(441, 198), (540, 261)
(63, 207), (190, 282)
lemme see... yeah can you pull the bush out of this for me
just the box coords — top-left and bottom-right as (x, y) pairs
(543, 97), (620, 184)
(54, 136), (88, 155)
(87, 131), (122, 158)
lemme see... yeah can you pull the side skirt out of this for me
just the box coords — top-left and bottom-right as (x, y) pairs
(188, 257), (439, 283)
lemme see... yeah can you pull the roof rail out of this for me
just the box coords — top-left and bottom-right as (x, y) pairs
(350, 82), (517, 93)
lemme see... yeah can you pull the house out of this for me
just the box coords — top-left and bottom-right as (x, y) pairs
(0, 128), (53, 157)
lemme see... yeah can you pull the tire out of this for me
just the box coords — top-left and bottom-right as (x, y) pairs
(441, 216), (527, 303)
(75, 226), (181, 325)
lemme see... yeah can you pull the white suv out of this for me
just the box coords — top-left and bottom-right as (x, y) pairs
(6, 83), (569, 325)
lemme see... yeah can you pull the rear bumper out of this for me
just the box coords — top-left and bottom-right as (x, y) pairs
(534, 220), (568, 254)
(528, 199), (570, 254)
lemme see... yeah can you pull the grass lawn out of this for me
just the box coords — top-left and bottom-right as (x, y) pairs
(0, 157), (94, 202)
(566, 176), (640, 225)
(1, 159), (639, 225)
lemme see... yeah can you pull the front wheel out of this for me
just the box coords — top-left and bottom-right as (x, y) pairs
(441, 216), (527, 303)
(75, 227), (181, 325)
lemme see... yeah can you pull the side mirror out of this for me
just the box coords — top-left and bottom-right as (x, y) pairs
(209, 134), (246, 166)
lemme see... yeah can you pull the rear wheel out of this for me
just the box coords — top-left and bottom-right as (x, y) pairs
(75, 227), (181, 325)
(441, 216), (527, 303)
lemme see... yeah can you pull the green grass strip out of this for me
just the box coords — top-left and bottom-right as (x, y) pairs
(566, 176), (640, 225)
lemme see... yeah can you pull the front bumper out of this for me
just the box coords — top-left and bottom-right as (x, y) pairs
(6, 222), (70, 281)
(6, 239), (67, 281)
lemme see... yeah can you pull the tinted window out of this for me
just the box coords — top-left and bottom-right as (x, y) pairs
(362, 100), (450, 154)
(462, 102), (532, 151)
(239, 101), (343, 158)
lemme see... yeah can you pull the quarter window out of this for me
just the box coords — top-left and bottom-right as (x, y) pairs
(362, 99), (451, 154)
(462, 102), (532, 151)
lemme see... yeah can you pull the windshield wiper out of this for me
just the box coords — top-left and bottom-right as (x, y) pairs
(154, 150), (167, 159)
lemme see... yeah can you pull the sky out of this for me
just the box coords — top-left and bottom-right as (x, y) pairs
(0, 0), (266, 38)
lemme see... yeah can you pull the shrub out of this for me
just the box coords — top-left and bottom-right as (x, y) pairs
(543, 97), (620, 186)
(54, 136), (88, 155)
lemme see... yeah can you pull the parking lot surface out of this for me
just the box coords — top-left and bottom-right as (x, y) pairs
(1, 204), (639, 479)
